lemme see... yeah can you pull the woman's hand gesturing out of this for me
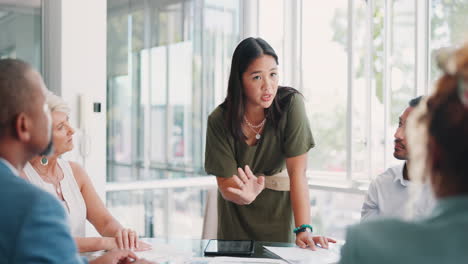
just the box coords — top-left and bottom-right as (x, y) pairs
(226, 165), (265, 205)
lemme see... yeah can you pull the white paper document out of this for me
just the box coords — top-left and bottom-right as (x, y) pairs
(135, 242), (194, 263)
(183, 257), (287, 264)
(263, 245), (341, 264)
(212, 257), (287, 263)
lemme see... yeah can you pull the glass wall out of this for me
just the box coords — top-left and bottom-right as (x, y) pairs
(301, 0), (348, 178)
(301, 0), (417, 182)
(0, 1), (42, 71)
(258, 0), (285, 81)
(430, 0), (468, 86)
(106, 0), (241, 237)
(107, 187), (207, 238)
(107, 0), (240, 182)
(300, 0), (417, 235)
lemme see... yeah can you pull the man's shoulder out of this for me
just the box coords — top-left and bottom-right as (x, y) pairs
(0, 169), (64, 219)
(347, 218), (432, 250)
(349, 214), (445, 242)
(0, 169), (73, 262)
(372, 164), (404, 184)
(348, 217), (410, 235)
(343, 215), (468, 264)
(342, 219), (429, 263)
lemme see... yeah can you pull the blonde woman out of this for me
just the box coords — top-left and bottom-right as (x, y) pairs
(22, 91), (151, 253)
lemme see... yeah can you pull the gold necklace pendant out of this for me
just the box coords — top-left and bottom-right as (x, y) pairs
(244, 116), (266, 129)
(244, 116), (265, 141)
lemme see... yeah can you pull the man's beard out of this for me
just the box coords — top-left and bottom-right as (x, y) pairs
(39, 139), (54, 156)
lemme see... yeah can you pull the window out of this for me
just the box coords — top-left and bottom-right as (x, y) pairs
(430, 0), (468, 85)
(301, 0), (348, 179)
(299, 0), (418, 237)
(106, 0), (241, 237)
(258, 0), (285, 80)
(301, 0), (417, 184)
(107, 0), (240, 181)
(0, 1), (42, 71)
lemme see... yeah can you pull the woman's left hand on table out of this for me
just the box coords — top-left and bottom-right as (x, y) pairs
(295, 232), (336, 250)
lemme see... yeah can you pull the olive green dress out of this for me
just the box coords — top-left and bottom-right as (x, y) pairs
(204, 88), (315, 243)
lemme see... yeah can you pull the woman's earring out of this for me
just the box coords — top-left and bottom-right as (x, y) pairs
(40, 156), (48, 166)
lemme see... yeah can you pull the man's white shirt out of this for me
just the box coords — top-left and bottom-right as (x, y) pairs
(361, 163), (435, 221)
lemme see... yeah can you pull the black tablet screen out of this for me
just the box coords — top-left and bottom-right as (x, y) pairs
(204, 239), (254, 256)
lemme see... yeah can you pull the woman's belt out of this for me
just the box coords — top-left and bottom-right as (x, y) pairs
(257, 170), (290, 191)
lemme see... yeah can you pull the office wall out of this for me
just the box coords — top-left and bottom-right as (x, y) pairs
(43, 0), (107, 235)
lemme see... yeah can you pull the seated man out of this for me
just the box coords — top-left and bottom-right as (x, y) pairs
(0, 58), (153, 264)
(340, 43), (468, 264)
(361, 96), (435, 221)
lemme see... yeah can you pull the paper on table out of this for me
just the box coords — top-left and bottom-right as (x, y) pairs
(212, 257), (288, 264)
(135, 242), (193, 263)
(263, 245), (341, 264)
(182, 257), (287, 264)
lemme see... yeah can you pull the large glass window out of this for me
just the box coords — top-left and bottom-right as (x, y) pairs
(258, 0), (285, 81)
(107, 0), (240, 237)
(430, 0), (468, 85)
(107, 187), (206, 238)
(107, 0), (240, 181)
(0, 1), (42, 71)
(301, 0), (417, 182)
(299, 0), (418, 236)
(301, 0), (348, 179)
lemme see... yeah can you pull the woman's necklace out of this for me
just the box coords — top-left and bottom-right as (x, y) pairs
(34, 164), (64, 197)
(244, 116), (266, 140)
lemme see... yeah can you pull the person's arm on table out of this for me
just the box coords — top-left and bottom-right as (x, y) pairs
(71, 161), (151, 252)
(287, 153), (336, 250)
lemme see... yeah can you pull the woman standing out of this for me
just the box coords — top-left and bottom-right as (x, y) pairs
(205, 37), (334, 248)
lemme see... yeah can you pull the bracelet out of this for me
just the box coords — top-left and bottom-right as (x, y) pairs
(293, 224), (313, 234)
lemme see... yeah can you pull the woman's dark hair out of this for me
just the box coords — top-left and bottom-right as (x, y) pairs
(425, 44), (468, 197)
(221, 37), (299, 140)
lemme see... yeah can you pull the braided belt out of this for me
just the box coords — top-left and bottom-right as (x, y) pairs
(258, 170), (290, 191)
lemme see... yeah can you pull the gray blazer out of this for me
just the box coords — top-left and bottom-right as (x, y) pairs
(0, 160), (86, 264)
(340, 196), (468, 264)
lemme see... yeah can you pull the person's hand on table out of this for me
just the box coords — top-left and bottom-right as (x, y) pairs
(295, 232), (337, 250)
(90, 249), (156, 264)
(226, 165), (265, 205)
(102, 229), (152, 251)
(115, 228), (152, 251)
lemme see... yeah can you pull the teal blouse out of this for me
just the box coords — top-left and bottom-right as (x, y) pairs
(340, 196), (468, 264)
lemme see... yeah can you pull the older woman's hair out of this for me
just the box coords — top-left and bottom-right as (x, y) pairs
(46, 91), (71, 114)
(407, 42), (468, 199)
